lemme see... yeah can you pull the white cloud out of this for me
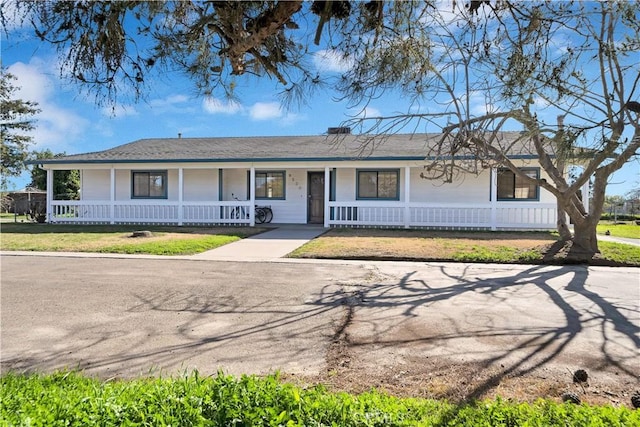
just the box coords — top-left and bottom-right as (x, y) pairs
(6, 60), (54, 102)
(202, 97), (243, 115)
(313, 49), (354, 73)
(7, 59), (89, 151)
(149, 94), (189, 108)
(350, 106), (382, 119)
(249, 102), (282, 121)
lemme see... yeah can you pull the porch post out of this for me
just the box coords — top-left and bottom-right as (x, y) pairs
(324, 166), (330, 228)
(490, 168), (497, 231)
(249, 166), (255, 226)
(46, 168), (53, 223)
(404, 166), (411, 229)
(110, 168), (115, 224)
(178, 167), (184, 226)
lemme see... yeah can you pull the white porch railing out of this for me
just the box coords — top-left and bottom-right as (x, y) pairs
(328, 201), (557, 230)
(49, 200), (557, 229)
(49, 200), (252, 225)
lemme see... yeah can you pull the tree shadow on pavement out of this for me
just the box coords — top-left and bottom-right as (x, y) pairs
(2, 261), (636, 405)
(307, 263), (639, 402)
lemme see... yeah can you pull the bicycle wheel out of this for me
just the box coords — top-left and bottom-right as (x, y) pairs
(263, 207), (273, 223)
(255, 207), (266, 224)
(230, 207), (239, 219)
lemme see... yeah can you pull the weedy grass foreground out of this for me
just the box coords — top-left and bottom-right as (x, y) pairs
(1, 371), (638, 426)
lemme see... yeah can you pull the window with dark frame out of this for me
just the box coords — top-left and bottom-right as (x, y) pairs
(132, 171), (167, 199)
(255, 171), (285, 199)
(357, 170), (399, 200)
(496, 168), (539, 201)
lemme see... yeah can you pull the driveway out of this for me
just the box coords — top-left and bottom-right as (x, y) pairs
(1, 255), (638, 402)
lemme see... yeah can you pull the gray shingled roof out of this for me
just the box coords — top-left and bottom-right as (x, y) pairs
(35, 132), (538, 165)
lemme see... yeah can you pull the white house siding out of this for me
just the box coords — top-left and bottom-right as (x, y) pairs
(221, 169), (247, 200)
(410, 168), (490, 204)
(115, 169), (130, 200)
(81, 169), (110, 200)
(272, 169), (308, 223)
(183, 169), (218, 201)
(334, 168), (355, 201)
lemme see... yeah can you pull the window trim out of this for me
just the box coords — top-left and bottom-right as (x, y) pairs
(496, 167), (540, 201)
(356, 169), (400, 201)
(131, 170), (168, 199)
(254, 170), (286, 200)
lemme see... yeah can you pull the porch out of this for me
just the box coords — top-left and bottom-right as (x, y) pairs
(43, 164), (569, 230)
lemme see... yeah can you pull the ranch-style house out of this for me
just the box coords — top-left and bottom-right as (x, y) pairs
(33, 130), (589, 229)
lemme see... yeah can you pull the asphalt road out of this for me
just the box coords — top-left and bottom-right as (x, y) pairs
(1, 255), (638, 389)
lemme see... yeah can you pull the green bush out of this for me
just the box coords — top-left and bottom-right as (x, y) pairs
(1, 371), (638, 426)
(600, 214), (640, 221)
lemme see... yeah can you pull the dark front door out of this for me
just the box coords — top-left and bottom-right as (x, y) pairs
(307, 172), (325, 224)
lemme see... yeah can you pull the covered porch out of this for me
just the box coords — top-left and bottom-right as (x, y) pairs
(42, 162), (580, 230)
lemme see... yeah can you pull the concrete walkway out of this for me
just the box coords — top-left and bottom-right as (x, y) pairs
(190, 225), (327, 262)
(597, 234), (640, 247)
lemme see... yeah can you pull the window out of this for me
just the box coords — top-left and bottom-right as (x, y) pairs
(496, 168), (539, 201)
(357, 170), (399, 200)
(132, 171), (167, 199)
(255, 171), (285, 199)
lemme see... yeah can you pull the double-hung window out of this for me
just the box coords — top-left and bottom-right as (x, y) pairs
(357, 169), (399, 200)
(132, 171), (167, 199)
(255, 171), (285, 200)
(496, 168), (539, 201)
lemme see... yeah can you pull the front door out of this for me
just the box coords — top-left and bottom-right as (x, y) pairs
(307, 172), (324, 224)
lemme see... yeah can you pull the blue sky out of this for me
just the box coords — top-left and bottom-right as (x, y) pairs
(2, 4), (638, 196)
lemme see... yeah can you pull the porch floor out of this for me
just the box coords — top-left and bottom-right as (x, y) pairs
(190, 225), (327, 262)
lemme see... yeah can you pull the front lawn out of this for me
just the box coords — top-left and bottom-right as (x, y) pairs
(596, 221), (640, 239)
(0, 223), (263, 256)
(1, 372), (637, 426)
(288, 228), (640, 266)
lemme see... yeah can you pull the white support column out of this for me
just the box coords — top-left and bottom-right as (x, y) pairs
(581, 179), (590, 214)
(249, 166), (256, 226)
(324, 166), (330, 228)
(110, 168), (116, 224)
(46, 168), (53, 223)
(490, 168), (497, 231)
(404, 166), (411, 229)
(177, 168), (184, 226)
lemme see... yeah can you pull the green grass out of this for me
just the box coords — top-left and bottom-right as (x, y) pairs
(597, 221), (640, 239)
(1, 371), (637, 426)
(598, 241), (640, 265)
(0, 223), (262, 256)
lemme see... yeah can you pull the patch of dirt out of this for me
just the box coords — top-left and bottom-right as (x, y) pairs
(285, 287), (639, 409)
(297, 229), (556, 260)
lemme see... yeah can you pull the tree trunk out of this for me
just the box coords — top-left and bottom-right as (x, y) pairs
(571, 219), (599, 254)
(556, 202), (572, 241)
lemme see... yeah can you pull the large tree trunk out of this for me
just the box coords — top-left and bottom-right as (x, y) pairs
(571, 218), (599, 254)
(558, 187), (600, 260)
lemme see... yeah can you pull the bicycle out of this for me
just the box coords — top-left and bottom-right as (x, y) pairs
(231, 194), (273, 224)
(254, 205), (273, 224)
